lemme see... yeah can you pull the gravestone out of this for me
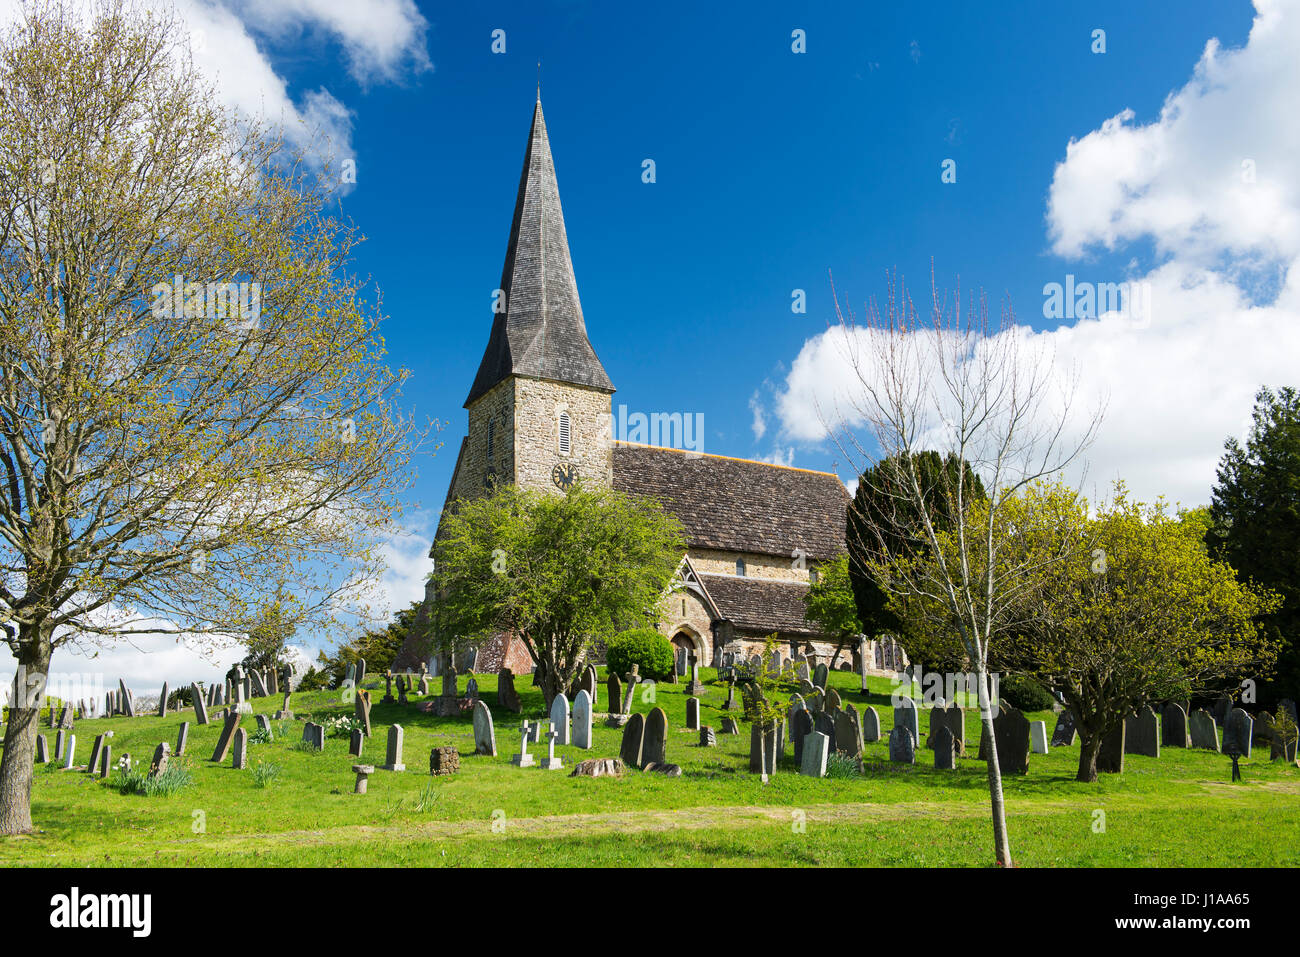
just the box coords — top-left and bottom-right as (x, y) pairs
(944, 703), (966, 755)
(1224, 708), (1253, 759)
(934, 725), (957, 769)
(210, 712), (242, 763)
(496, 668), (521, 713)
(382, 724), (406, 771)
(720, 716), (740, 735)
(511, 721), (536, 767)
(55, 729), (66, 761)
(539, 729), (564, 771)
(1213, 695), (1232, 728)
(801, 731), (830, 778)
(255, 713), (272, 738)
(156, 684), (169, 717)
(893, 696), (919, 749)
(699, 726), (716, 747)
(176, 723), (189, 757)
(466, 676), (479, 700)
(813, 663), (829, 689)
(889, 726), (916, 764)
(573, 689), (593, 749)
(834, 705), (863, 757)
(926, 704), (946, 750)
(791, 708), (815, 764)
(825, 688), (842, 712)
(620, 713), (646, 768)
(642, 708), (668, 768)
(120, 679), (135, 717)
(231, 730), (248, 770)
(472, 700), (497, 756)
(607, 674), (622, 716)
(99, 744), (111, 779)
(994, 706), (1030, 774)
(1098, 722), (1125, 773)
(418, 674), (430, 696)
(355, 689), (372, 736)
(87, 734), (106, 775)
(60, 734), (75, 769)
(430, 746), (460, 775)
(301, 721), (325, 751)
(350, 729), (364, 757)
(861, 706), (881, 743)
(550, 693), (571, 746)
(1029, 720), (1049, 754)
(249, 670), (267, 698)
(1162, 703), (1191, 748)
(749, 724), (777, 776)
(191, 683), (209, 725)
(685, 697), (700, 731)
(1051, 709), (1078, 747)
(1124, 706), (1160, 758)
(527, 721), (542, 744)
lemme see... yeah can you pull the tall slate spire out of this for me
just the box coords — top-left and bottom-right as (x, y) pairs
(464, 96), (614, 408)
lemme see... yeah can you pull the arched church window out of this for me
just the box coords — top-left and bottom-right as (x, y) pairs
(558, 411), (572, 455)
(735, 558), (746, 577)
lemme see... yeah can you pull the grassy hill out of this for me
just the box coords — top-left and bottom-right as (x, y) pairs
(2, 668), (1296, 867)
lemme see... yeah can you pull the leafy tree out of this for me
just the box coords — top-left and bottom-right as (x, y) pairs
(239, 595), (304, 673)
(1206, 386), (1300, 703)
(605, 627), (674, 682)
(997, 482), (1279, 782)
(802, 551), (861, 668)
(430, 482), (684, 708)
(0, 5), (418, 835)
(847, 452), (986, 673)
(316, 600), (421, 686)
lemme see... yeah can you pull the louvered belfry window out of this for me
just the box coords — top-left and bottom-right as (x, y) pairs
(558, 411), (572, 455)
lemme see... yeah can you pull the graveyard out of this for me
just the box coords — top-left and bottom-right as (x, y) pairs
(2, 664), (1297, 868)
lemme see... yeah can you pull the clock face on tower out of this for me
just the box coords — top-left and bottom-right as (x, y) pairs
(551, 462), (578, 491)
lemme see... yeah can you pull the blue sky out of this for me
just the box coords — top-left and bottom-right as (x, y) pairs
(12, 0), (1300, 693)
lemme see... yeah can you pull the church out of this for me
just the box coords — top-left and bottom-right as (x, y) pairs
(397, 96), (874, 674)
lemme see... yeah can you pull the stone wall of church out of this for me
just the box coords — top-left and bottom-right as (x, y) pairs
(655, 589), (714, 662)
(511, 377), (613, 493)
(456, 378), (516, 501)
(689, 548), (818, 583)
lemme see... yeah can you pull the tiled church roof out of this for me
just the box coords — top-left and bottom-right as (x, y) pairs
(612, 443), (849, 561)
(465, 97), (614, 408)
(697, 573), (823, 637)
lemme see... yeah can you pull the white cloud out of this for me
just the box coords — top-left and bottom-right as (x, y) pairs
(748, 389), (767, 441)
(775, 0), (1300, 508)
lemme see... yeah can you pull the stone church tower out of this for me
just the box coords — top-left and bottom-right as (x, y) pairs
(449, 94), (615, 502)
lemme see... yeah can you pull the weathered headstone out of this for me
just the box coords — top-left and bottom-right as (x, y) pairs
(231, 729), (249, 770)
(720, 716), (740, 735)
(511, 720), (536, 767)
(355, 689), (372, 736)
(99, 744), (111, 779)
(498, 668), (522, 713)
(210, 712), (242, 762)
(349, 729), (364, 757)
(1224, 708), (1253, 759)
(813, 662), (829, 689)
(572, 689), (593, 749)
(1161, 702), (1191, 748)
(1098, 721), (1125, 773)
(685, 696), (701, 731)
(472, 699), (497, 756)
(1051, 709), (1078, 747)
(191, 683), (209, 725)
(642, 707), (668, 768)
(861, 705), (881, 743)
(699, 726), (717, 747)
(994, 705), (1031, 774)
(801, 731), (830, 777)
(87, 734), (106, 775)
(155, 682), (169, 717)
(620, 713), (645, 768)
(834, 705), (863, 757)
(933, 725), (957, 769)
(889, 725), (916, 764)
(1124, 706), (1160, 758)
(791, 708), (814, 764)
(539, 728), (564, 771)
(1213, 695), (1232, 728)
(255, 713), (272, 738)
(382, 724), (406, 771)
(607, 673), (622, 716)
(549, 693), (571, 746)
(1029, 720), (1049, 755)
(893, 696), (919, 750)
(825, 687), (842, 712)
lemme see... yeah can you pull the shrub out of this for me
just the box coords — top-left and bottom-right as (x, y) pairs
(114, 758), (192, 797)
(605, 628), (675, 682)
(252, 762), (281, 788)
(296, 667), (332, 692)
(1000, 674), (1057, 713)
(826, 752), (861, 778)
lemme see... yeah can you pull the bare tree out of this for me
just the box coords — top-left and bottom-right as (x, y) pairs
(824, 269), (1102, 866)
(0, 1), (420, 834)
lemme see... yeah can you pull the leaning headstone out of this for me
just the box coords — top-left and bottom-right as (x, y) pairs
(99, 744), (111, 779)
(210, 712), (242, 762)
(861, 706), (881, 743)
(382, 724), (406, 771)
(685, 696), (700, 731)
(498, 668), (522, 713)
(191, 683), (209, 725)
(720, 716), (740, 735)
(87, 734), (106, 775)
(994, 706), (1031, 774)
(255, 713), (272, 738)
(1051, 709), (1078, 747)
(1098, 721), (1125, 773)
(1124, 706), (1160, 758)
(466, 676), (479, 700)
(889, 725), (916, 764)
(641, 708), (668, 768)
(1029, 720), (1049, 755)
(1224, 708), (1253, 759)
(472, 699), (497, 756)
(550, 693), (571, 746)
(355, 689), (372, 736)
(572, 689), (593, 749)
(231, 730), (249, 770)
(834, 705), (863, 757)
(801, 731), (830, 778)
(620, 713), (645, 768)
(1162, 702), (1191, 748)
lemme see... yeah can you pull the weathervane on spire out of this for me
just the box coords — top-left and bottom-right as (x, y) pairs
(536, 60), (541, 100)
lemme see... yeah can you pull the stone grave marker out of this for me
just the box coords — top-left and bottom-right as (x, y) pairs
(825, 687), (842, 712)
(55, 729), (66, 761)
(699, 726), (716, 747)
(801, 731), (830, 778)
(834, 706), (862, 757)
(353, 764), (374, 793)
(813, 662), (829, 689)
(792, 708), (814, 764)
(63, 735), (76, 770)
(355, 689), (372, 736)
(231, 731), (248, 770)
(511, 721), (536, 767)
(933, 725), (957, 770)
(472, 699), (497, 756)
(255, 714), (272, 738)
(720, 716), (740, 735)
(619, 713), (645, 768)
(350, 729), (364, 757)
(685, 696), (700, 731)
(1213, 695), (1232, 728)
(1029, 720), (1049, 754)
(1124, 706), (1160, 758)
(642, 707), (668, 768)
(572, 689), (593, 749)
(1098, 721), (1125, 773)
(87, 734), (106, 775)
(1051, 709), (1077, 747)
(550, 693), (571, 746)
(606, 673), (622, 715)
(382, 724), (406, 771)
(1162, 702), (1191, 748)
(894, 696), (919, 750)
(175, 722), (189, 757)
(994, 706), (1030, 774)
(99, 744), (111, 779)
(498, 668), (522, 713)
(889, 725), (916, 764)
(539, 728), (564, 770)
(862, 705), (881, 742)
(1224, 708), (1253, 758)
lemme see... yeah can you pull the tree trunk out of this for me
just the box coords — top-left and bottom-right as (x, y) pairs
(0, 627), (52, 836)
(977, 665), (1013, 867)
(1076, 728), (1101, 783)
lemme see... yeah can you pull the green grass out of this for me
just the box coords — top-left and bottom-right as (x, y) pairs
(2, 667), (1296, 867)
